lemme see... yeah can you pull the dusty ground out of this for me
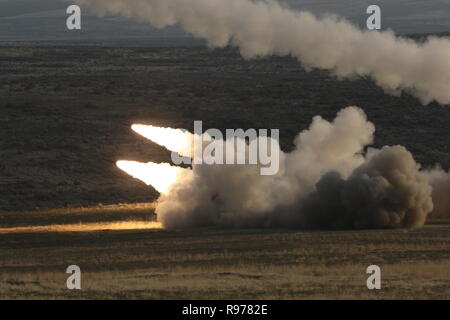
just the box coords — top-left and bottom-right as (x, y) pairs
(0, 207), (448, 299)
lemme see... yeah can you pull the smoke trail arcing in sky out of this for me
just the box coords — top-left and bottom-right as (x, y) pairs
(118, 107), (450, 230)
(74, 0), (450, 105)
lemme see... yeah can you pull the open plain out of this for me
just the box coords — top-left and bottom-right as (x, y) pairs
(0, 43), (449, 299)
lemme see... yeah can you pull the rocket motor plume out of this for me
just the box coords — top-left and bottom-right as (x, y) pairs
(116, 160), (188, 193)
(131, 124), (194, 157)
(117, 107), (450, 230)
(74, 0), (450, 105)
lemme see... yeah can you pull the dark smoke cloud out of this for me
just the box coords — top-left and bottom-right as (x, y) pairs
(425, 168), (450, 219)
(302, 146), (433, 230)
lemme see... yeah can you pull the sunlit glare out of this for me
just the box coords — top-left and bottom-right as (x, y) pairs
(0, 221), (162, 234)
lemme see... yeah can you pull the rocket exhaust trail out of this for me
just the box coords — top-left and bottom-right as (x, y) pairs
(74, 0), (450, 105)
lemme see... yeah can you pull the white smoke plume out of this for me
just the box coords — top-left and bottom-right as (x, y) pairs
(73, 0), (450, 105)
(125, 107), (448, 230)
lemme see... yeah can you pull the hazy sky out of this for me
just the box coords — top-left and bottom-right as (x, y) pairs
(0, 0), (449, 41)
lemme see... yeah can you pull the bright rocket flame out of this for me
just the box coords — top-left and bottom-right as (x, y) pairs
(132, 124), (193, 157)
(118, 124), (194, 194)
(116, 160), (183, 193)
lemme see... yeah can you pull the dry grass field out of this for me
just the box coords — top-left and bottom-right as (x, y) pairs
(0, 205), (449, 299)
